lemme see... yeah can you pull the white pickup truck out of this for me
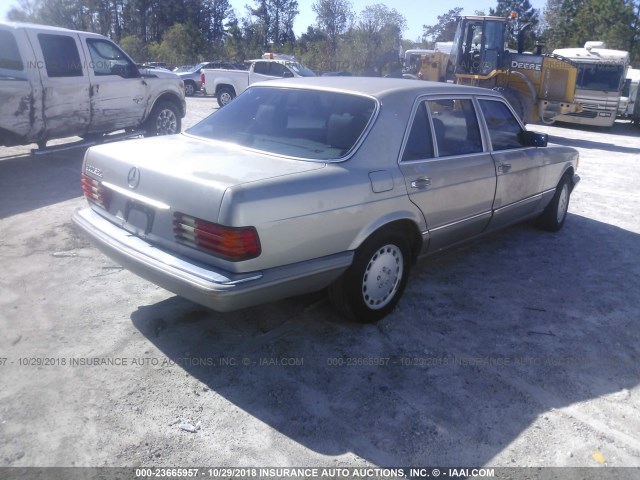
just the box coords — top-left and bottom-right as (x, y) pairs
(0, 21), (186, 148)
(201, 58), (315, 106)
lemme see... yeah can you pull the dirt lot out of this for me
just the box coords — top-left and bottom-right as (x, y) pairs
(1, 96), (639, 472)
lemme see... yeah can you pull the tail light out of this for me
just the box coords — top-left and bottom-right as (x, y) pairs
(81, 173), (111, 210)
(173, 212), (261, 261)
(200, 72), (205, 89)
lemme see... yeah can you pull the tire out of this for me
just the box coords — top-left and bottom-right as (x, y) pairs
(143, 100), (181, 137)
(494, 87), (528, 124)
(328, 230), (411, 323)
(216, 86), (236, 107)
(536, 173), (572, 232)
(184, 81), (196, 97)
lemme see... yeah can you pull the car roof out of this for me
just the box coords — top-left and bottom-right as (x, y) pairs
(255, 76), (503, 100)
(0, 20), (106, 38)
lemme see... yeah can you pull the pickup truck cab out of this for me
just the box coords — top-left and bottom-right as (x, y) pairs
(0, 21), (186, 148)
(177, 61), (244, 96)
(201, 58), (315, 106)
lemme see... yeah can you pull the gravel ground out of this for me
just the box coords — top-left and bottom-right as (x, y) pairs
(1, 95), (639, 471)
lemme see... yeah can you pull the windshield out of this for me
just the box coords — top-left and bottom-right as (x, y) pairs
(286, 62), (316, 77)
(576, 62), (626, 91)
(186, 87), (376, 161)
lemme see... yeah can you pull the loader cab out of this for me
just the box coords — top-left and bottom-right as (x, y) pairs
(447, 16), (507, 79)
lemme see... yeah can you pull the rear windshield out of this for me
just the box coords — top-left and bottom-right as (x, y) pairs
(187, 87), (376, 161)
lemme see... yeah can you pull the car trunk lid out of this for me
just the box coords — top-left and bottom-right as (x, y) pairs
(81, 134), (325, 260)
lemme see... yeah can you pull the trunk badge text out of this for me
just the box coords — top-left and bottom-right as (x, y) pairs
(85, 165), (103, 178)
(127, 167), (141, 189)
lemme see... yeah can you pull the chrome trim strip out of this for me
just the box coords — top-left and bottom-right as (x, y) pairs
(429, 211), (492, 232)
(102, 181), (171, 210)
(493, 192), (544, 214)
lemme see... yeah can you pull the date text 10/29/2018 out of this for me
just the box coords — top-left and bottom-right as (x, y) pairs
(133, 467), (496, 478)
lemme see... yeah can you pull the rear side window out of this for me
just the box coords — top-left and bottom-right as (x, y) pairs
(38, 34), (83, 77)
(402, 102), (434, 161)
(479, 99), (524, 151)
(428, 98), (482, 156)
(253, 62), (269, 75)
(0, 30), (24, 71)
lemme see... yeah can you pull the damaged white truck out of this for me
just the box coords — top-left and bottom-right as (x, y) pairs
(0, 21), (186, 149)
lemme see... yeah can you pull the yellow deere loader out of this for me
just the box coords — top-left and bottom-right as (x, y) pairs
(423, 14), (582, 124)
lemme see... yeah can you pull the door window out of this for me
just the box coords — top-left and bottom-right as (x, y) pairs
(479, 99), (524, 151)
(270, 62), (288, 77)
(402, 102), (434, 161)
(87, 39), (138, 78)
(428, 98), (482, 156)
(38, 34), (83, 77)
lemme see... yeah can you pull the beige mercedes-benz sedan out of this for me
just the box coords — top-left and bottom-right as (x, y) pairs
(73, 77), (579, 322)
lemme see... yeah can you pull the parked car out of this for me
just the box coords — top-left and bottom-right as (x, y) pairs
(73, 78), (580, 323)
(321, 71), (353, 76)
(143, 61), (171, 70)
(201, 58), (315, 106)
(177, 61), (243, 96)
(0, 21), (186, 148)
(173, 65), (195, 73)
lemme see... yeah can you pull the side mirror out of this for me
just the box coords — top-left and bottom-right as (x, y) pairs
(519, 131), (548, 147)
(283, 71), (294, 78)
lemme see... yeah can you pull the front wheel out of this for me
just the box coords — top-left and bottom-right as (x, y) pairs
(536, 173), (572, 232)
(216, 86), (236, 107)
(143, 101), (181, 137)
(329, 230), (411, 323)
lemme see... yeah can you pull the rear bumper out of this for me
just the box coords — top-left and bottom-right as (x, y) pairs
(72, 208), (352, 312)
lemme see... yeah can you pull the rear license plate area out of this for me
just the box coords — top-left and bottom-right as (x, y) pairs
(123, 202), (155, 236)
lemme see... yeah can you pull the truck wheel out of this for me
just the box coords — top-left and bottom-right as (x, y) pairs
(536, 173), (572, 232)
(184, 81), (196, 97)
(328, 230), (411, 323)
(217, 87), (236, 107)
(144, 101), (181, 136)
(494, 87), (528, 123)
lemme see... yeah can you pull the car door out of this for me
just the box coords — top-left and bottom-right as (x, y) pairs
(26, 30), (91, 139)
(398, 97), (497, 252)
(478, 98), (545, 229)
(83, 37), (148, 133)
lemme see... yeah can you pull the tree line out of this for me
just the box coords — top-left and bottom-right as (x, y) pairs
(6, 0), (640, 73)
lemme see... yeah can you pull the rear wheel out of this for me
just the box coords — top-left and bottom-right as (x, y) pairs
(216, 86), (236, 107)
(144, 101), (181, 137)
(329, 230), (411, 323)
(184, 81), (196, 97)
(536, 173), (572, 232)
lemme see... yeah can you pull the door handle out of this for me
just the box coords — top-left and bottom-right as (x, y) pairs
(498, 163), (512, 173)
(411, 177), (432, 189)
